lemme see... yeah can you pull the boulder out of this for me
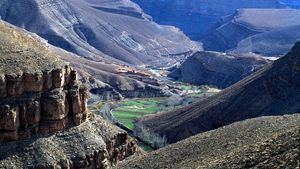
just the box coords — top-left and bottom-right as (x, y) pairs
(64, 65), (72, 86)
(80, 87), (89, 113)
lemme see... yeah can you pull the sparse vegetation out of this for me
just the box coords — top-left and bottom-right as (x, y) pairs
(134, 122), (168, 149)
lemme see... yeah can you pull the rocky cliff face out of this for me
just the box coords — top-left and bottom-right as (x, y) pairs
(0, 0), (200, 66)
(0, 20), (89, 141)
(0, 116), (138, 168)
(0, 20), (138, 168)
(0, 66), (89, 141)
(0, 116), (138, 169)
(137, 41), (300, 144)
(0, 0), (186, 99)
(168, 51), (269, 88)
(202, 9), (300, 56)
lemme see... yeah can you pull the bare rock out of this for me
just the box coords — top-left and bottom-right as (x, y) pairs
(0, 75), (6, 97)
(52, 69), (65, 89)
(24, 72), (44, 92)
(69, 89), (82, 115)
(0, 105), (19, 131)
(6, 74), (24, 96)
(19, 104), (28, 129)
(27, 101), (41, 126)
(42, 89), (68, 121)
(43, 70), (53, 91)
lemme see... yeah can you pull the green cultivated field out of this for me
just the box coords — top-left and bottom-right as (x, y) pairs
(91, 84), (221, 152)
(112, 99), (161, 129)
(111, 84), (220, 130)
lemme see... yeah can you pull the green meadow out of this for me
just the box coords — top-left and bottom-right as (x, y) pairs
(112, 99), (162, 129)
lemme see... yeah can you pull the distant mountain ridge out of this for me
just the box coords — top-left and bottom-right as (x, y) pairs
(132, 0), (286, 40)
(168, 51), (269, 88)
(137, 41), (300, 143)
(202, 9), (300, 56)
(0, 0), (199, 66)
(133, 0), (300, 56)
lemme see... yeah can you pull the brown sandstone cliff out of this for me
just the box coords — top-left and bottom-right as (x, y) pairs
(0, 65), (89, 141)
(0, 20), (138, 168)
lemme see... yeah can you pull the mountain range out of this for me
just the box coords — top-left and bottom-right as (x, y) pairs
(0, 0), (300, 168)
(133, 0), (300, 56)
(132, 0), (286, 40)
(0, 0), (200, 99)
(203, 9), (300, 56)
(137, 41), (300, 143)
(168, 51), (269, 88)
(0, 0), (199, 66)
(0, 20), (138, 168)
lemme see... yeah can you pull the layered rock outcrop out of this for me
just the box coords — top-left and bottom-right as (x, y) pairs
(0, 116), (138, 168)
(0, 20), (138, 168)
(0, 66), (89, 141)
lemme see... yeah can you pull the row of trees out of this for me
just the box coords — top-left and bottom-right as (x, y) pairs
(134, 122), (168, 149)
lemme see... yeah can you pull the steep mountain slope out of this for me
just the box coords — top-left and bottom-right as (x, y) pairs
(117, 115), (300, 169)
(51, 47), (170, 99)
(0, 20), (138, 168)
(137, 41), (300, 143)
(0, 15), (170, 100)
(168, 51), (268, 88)
(202, 9), (300, 56)
(132, 0), (285, 40)
(0, 0), (199, 66)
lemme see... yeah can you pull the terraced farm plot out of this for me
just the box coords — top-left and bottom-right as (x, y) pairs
(112, 99), (162, 129)
(111, 85), (221, 130)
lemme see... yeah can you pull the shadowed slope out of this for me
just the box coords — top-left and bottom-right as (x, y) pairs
(133, 0), (285, 40)
(138, 41), (300, 143)
(168, 51), (269, 88)
(117, 115), (300, 169)
(203, 9), (300, 56)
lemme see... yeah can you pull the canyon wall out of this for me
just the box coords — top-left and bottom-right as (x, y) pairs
(0, 65), (89, 141)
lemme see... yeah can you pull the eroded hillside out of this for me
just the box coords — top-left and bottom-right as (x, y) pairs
(116, 115), (300, 169)
(0, 0), (200, 66)
(137, 40), (300, 143)
(0, 20), (138, 168)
